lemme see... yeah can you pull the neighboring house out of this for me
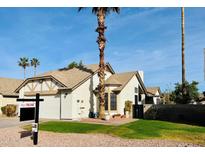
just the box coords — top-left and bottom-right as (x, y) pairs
(197, 93), (205, 105)
(15, 63), (147, 120)
(0, 77), (23, 114)
(146, 87), (161, 104)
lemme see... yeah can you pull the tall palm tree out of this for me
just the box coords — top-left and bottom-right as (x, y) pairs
(79, 7), (120, 119)
(31, 58), (40, 76)
(18, 57), (29, 79)
(181, 7), (186, 95)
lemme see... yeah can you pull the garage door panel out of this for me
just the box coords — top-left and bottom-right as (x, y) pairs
(39, 95), (60, 119)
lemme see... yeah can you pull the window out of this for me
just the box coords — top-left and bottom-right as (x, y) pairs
(110, 93), (117, 110)
(104, 93), (117, 111)
(145, 96), (154, 104)
(134, 87), (138, 93)
(139, 94), (142, 101)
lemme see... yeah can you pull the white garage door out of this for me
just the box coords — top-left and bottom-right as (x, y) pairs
(39, 95), (60, 119)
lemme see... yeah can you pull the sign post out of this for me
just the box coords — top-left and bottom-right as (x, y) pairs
(17, 93), (44, 145)
(34, 93), (40, 145)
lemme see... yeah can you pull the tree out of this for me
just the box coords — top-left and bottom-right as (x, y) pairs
(18, 57), (29, 79)
(181, 7), (186, 95)
(79, 7), (120, 119)
(170, 81), (199, 104)
(67, 61), (84, 69)
(161, 84), (173, 104)
(78, 60), (84, 69)
(31, 58), (40, 76)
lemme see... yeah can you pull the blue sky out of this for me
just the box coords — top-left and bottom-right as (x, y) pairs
(0, 7), (204, 92)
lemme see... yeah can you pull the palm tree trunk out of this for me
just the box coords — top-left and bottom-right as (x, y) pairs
(24, 68), (26, 79)
(181, 7), (186, 95)
(96, 9), (106, 119)
(34, 67), (36, 77)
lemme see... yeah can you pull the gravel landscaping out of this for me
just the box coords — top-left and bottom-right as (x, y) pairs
(0, 126), (201, 147)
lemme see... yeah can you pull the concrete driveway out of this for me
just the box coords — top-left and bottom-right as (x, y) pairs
(0, 116), (34, 128)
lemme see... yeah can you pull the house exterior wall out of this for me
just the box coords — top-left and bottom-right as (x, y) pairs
(138, 71), (144, 82)
(71, 69), (113, 119)
(21, 79), (60, 95)
(118, 76), (145, 115)
(153, 91), (161, 104)
(60, 91), (73, 119)
(118, 76), (138, 115)
(72, 78), (91, 119)
(0, 95), (18, 115)
(0, 96), (18, 106)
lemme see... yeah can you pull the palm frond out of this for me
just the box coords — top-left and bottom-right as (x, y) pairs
(18, 57), (29, 68)
(78, 7), (83, 12)
(79, 7), (120, 15)
(31, 58), (40, 67)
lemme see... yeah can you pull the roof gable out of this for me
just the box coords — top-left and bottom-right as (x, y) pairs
(105, 71), (147, 94)
(146, 87), (161, 96)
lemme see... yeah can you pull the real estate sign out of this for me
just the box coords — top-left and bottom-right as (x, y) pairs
(20, 107), (35, 121)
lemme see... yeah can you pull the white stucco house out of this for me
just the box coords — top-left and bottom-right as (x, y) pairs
(0, 77), (23, 114)
(146, 87), (161, 104)
(15, 63), (148, 120)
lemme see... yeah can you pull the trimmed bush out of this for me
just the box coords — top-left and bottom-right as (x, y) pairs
(1, 106), (6, 115)
(1, 104), (17, 117)
(125, 100), (132, 112)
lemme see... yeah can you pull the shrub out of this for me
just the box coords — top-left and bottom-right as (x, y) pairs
(125, 100), (132, 112)
(1, 104), (17, 117)
(1, 106), (6, 115)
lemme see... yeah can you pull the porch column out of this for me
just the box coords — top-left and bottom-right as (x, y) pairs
(108, 87), (111, 115)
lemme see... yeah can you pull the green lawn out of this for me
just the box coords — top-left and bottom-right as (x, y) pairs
(24, 119), (205, 146)
(39, 121), (113, 134)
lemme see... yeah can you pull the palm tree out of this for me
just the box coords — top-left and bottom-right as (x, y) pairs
(79, 7), (120, 119)
(18, 57), (29, 79)
(181, 7), (186, 95)
(31, 58), (40, 76)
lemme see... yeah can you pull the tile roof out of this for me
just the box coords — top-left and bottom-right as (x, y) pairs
(35, 64), (100, 89)
(146, 87), (161, 95)
(0, 77), (23, 96)
(105, 71), (147, 93)
(15, 63), (114, 92)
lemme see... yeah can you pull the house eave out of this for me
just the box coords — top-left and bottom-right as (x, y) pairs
(14, 75), (67, 93)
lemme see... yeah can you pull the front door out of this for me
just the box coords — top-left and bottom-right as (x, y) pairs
(133, 105), (144, 119)
(61, 93), (72, 119)
(133, 95), (144, 119)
